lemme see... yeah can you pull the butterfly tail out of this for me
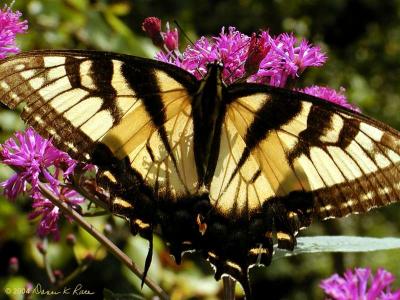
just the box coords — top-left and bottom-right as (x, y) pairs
(141, 235), (153, 288)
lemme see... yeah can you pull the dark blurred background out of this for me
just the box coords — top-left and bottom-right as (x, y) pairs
(1, 0), (400, 299)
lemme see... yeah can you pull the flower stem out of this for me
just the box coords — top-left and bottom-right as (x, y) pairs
(54, 247), (98, 289)
(42, 238), (56, 284)
(38, 182), (170, 300)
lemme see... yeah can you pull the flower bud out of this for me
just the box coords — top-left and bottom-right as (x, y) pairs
(163, 23), (179, 51)
(82, 253), (94, 264)
(53, 269), (64, 281)
(245, 33), (270, 76)
(66, 233), (76, 246)
(142, 17), (163, 48)
(25, 282), (33, 291)
(36, 241), (46, 254)
(8, 256), (19, 274)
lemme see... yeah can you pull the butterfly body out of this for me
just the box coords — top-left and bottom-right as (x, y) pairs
(192, 63), (225, 186)
(0, 50), (399, 298)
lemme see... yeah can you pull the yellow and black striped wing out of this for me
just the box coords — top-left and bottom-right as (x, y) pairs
(0, 50), (200, 196)
(211, 84), (400, 221)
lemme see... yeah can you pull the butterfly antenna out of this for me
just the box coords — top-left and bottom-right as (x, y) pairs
(141, 235), (154, 288)
(174, 20), (204, 79)
(174, 20), (195, 46)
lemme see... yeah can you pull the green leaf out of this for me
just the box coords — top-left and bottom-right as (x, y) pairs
(0, 111), (25, 132)
(273, 236), (400, 260)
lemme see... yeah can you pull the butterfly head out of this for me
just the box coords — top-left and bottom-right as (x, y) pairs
(201, 62), (226, 94)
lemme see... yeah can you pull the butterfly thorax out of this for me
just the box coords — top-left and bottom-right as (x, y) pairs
(192, 64), (225, 186)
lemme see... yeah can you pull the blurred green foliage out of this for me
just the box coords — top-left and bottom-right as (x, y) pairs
(1, 0), (400, 299)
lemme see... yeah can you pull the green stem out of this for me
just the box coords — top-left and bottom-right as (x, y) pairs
(81, 210), (109, 217)
(42, 238), (56, 284)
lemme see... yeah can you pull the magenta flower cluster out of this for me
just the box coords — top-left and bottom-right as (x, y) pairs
(143, 17), (358, 110)
(0, 6), (85, 240)
(249, 32), (327, 87)
(0, 5), (28, 59)
(298, 86), (360, 112)
(0, 128), (84, 239)
(320, 268), (400, 300)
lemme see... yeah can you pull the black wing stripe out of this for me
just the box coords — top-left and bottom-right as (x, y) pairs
(229, 104), (286, 195)
(230, 94), (303, 186)
(287, 105), (348, 164)
(120, 63), (179, 166)
(278, 101), (398, 215)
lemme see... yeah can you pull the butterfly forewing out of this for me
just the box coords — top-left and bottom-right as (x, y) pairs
(221, 84), (400, 221)
(0, 50), (200, 196)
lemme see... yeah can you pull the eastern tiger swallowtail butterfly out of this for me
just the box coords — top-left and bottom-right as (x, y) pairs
(0, 50), (399, 298)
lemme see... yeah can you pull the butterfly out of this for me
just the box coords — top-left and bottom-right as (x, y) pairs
(0, 50), (399, 298)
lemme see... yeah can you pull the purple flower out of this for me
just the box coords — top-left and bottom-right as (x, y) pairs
(320, 268), (400, 300)
(299, 85), (360, 112)
(0, 128), (76, 200)
(150, 18), (327, 87)
(28, 184), (84, 240)
(8, 256), (19, 274)
(162, 22), (179, 51)
(251, 32), (327, 87)
(0, 5), (28, 59)
(0, 128), (83, 239)
(157, 26), (250, 84)
(212, 27), (250, 84)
